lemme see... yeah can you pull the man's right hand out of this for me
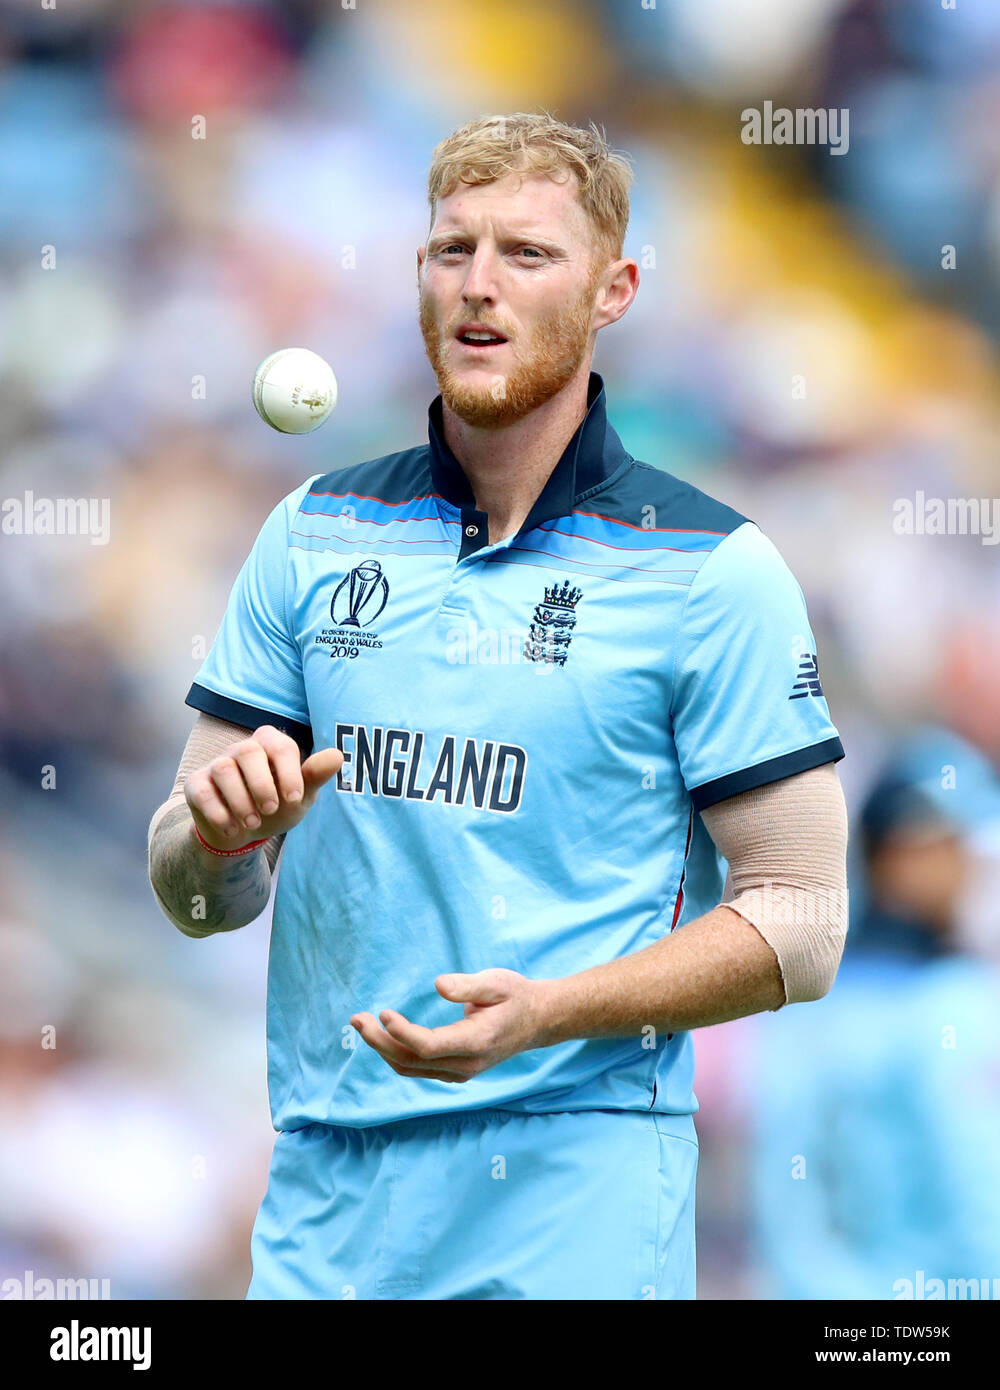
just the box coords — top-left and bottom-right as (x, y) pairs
(184, 724), (344, 851)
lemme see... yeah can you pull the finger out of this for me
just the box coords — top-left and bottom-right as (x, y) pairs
(388, 1057), (472, 1082)
(301, 747), (344, 798)
(390, 1066), (468, 1084)
(350, 1012), (423, 1065)
(231, 740), (281, 817)
(435, 970), (511, 1006)
(350, 1013), (470, 1076)
(349, 1012), (420, 1062)
(208, 755), (259, 830)
(377, 1009), (480, 1061)
(253, 726), (306, 804)
(185, 771), (240, 838)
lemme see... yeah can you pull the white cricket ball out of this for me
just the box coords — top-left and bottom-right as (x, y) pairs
(252, 347), (338, 434)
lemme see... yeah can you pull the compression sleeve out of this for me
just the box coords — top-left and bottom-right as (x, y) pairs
(700, 761), (849, 1005)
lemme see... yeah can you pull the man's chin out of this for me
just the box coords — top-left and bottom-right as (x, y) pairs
(438, 360), (585, 430)
(440, 381), (526, 429)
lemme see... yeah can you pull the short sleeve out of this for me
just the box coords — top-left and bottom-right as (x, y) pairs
(671, 521), (843, 811)
(185, 477), (317, 754)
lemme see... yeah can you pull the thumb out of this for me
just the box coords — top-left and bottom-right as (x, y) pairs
(436, 970), (509, 1005)
(301, 746), (344, 795)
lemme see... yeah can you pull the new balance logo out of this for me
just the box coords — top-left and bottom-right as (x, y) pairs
(790, 653), (824, 699)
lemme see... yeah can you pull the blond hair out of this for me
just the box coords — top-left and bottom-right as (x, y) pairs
(426, 111), (634, 264)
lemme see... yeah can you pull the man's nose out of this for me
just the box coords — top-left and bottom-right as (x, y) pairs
(461, 247), (500, 305)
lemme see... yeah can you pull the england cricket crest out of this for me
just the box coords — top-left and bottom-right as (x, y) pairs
(523, 578), (583, 667)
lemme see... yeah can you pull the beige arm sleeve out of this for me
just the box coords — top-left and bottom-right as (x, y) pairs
(147, 712), (285, 875)
(700, 762), (849, 1006)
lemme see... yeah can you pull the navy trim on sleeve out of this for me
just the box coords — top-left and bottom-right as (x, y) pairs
(690, 736), (845, 812)
(185, 683), (313, 756)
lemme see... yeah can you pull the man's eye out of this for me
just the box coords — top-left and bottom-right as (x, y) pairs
(440, 245), (466, 255)
(518, 247), (543, 258)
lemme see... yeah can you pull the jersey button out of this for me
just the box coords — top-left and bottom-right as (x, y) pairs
(465, 523), (479, 537)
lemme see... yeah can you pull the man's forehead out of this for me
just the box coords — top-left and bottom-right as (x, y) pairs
(431, 170), (585, 234)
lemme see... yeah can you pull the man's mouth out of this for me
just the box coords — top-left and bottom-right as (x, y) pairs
(455, 323), (508, 349)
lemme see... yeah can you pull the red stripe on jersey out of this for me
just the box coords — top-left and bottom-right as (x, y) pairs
(671, 807), (695, 930)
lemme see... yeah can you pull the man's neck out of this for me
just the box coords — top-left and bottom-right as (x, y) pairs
(441, 369), (592, 544)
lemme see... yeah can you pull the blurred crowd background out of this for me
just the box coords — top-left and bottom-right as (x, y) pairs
(1, 0), (999, 1299)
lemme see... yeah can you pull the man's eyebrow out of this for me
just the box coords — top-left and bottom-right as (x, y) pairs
(428, 227), (568, 250)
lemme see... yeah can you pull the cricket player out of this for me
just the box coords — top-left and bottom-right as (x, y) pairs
(148, 112), (849, 1300)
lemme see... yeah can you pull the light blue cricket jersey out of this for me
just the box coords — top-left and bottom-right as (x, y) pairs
(187, 372), (844, 1130)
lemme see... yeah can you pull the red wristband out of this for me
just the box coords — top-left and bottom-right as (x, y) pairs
(194, 823), (268, 857)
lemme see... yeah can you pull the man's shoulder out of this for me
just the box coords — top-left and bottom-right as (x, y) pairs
(592, 457), (750, 541)
(303, 444), (434, 513)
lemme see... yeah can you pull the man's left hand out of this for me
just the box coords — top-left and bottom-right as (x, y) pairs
(350, 969), (555, 1083)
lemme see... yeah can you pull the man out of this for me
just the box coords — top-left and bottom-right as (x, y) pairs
(148, 112), (849, 1300)
(748, 731), (1000, 1298)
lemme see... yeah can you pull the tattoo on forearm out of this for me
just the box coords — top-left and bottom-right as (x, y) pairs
(149, 804), (281, 936)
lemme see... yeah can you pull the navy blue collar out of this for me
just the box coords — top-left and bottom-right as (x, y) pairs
(427, 371), (629, 533)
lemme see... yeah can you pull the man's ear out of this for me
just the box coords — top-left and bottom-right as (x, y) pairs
(594, 258), (639, 330)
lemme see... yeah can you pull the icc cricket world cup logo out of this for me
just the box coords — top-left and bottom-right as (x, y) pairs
(331, 560), (390, 628)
